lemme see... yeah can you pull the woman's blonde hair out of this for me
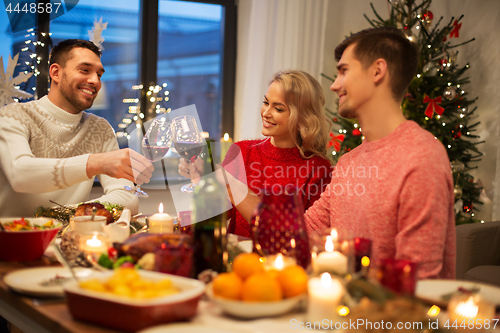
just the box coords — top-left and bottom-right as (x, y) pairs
(271, 70), (330, 159)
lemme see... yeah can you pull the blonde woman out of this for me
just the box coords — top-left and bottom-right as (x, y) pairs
(181, 70), (332, 238)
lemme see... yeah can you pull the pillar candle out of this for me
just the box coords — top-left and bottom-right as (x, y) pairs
(149, 203), (174, 234)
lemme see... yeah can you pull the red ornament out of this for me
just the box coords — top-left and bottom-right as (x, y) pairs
(352, 128), (361, 136)
(422, 10), (433, 21)
(327, 132), (345, 152)
(423, 95), (445, 118)
(449, 20), (462, 39)
(463, 203), (472, 213)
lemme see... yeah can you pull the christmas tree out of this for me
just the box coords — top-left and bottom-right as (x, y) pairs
(325, 0), (483, 225)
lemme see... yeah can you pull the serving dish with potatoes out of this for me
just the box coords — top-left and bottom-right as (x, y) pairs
(64, 267), (205, 332)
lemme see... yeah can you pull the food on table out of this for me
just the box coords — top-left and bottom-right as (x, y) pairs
(34, 201), (124, 224)
(212, 252), (307, 302)
(232, 252), (264, 279)
(2, 217), (56, 231)
(241, 271), (283, 302)
(276, 265), (308, 298)
(74, 202), (114, 224)
(79, 267), (179, 299)
(212, 272), (243, 300)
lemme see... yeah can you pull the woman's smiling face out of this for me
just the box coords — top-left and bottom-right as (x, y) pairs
(260, 81), (293, 147)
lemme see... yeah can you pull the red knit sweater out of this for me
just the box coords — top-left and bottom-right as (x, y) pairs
(222, 139), (332, 238)
(305, 121), (456, 279)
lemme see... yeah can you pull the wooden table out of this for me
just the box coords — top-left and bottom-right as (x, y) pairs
(0, 258), (124, 333)
(0, 256), (308, 333)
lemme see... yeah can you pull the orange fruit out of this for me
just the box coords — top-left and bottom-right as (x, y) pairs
(277, 265), (308, 298)
(241, 272), (282, 302)
(232, 252), (264, 280)
(212, 272), (243, 300)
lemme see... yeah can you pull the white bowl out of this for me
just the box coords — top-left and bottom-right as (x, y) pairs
(206, 283), (305, 318)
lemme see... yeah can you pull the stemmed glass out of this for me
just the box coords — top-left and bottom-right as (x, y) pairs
(170, 115), (204, 193)
(124, 117), (172, 198)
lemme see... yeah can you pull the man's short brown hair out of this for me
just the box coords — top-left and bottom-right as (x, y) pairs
(335, 27), (419, 101)
(49, 39), (101, 68)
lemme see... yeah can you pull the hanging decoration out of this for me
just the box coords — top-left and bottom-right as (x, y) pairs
(449, 19), (462, 39)
(0, 53), (33, 107)
(443, 86), (457, 101)
(88, 17), (108, 50)
(423, 95), (444, 118)
(327, 133), (345, 152)
(421, 10), (433, 30)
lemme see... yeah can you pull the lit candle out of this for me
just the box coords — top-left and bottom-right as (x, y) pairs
(148, 203), (174, 234)
(219, 133), (233, 160)
(264, 253), (297, 271)
(448, 294), (495, 332)
(80, 232), (109, 255)
(312, 236), (348, 275)
(307, 273), (344, 323)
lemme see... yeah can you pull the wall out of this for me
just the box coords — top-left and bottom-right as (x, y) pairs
(322, 0), (500, 221)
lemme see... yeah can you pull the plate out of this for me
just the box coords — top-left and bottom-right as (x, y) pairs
(206, 283), (305, 319)
(4, 267), (93, 297)
(139, 323), (239, 333)
(416, 279), (500, 307)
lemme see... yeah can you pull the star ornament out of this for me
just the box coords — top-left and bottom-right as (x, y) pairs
(0, 53), (33, 107)
(88, 17), (108, 50)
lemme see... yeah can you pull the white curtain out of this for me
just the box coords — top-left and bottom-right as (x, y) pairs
(234, 0), (329, 141)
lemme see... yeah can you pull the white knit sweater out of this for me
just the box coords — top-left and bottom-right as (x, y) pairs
(0, 96), (138, 216)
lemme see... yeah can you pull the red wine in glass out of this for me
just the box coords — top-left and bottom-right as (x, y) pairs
(174, 141), (203, 161)
(142, 145), (170, 162)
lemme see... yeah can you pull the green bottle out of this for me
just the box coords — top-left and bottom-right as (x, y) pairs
(192, 141), (230, 276)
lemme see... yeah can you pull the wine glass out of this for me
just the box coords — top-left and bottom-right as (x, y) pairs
(170, 115), (204, 193)
(124, 117), (172, 198)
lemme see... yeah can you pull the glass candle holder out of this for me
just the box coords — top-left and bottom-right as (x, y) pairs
(78, 231), (110, 257)
(263, 253), (297, 271)
(377, 258), (418, 295)
(447, 293), (495, 332)
(354, 237), (372, 275)
(310, 228), (354, 277)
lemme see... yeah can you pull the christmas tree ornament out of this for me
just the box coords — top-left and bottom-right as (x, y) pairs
(447, 52), (458, 68)
(449, 19), (462, 39)
(352, 129), (361, 136)
(443, 86), (457, 100)
(0, 53), (33, 107)
(454, 199), (463, 214)
(423, 95), (444, 117)
(327, 133), (345, 152)
(423, 62), (438, 76)
(453, 185), (463, 199)
(421, 10), (433, 30)
(388, 0), (406, 8)
(450, 160), (465, 173)
(463, 202), (472, 213)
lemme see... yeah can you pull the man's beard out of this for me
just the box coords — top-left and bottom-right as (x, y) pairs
(60, 73), (95, 113)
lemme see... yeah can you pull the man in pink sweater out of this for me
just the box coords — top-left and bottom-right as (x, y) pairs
(304, 27), (455, 279)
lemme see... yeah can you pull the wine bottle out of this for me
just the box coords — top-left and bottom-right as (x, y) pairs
(191, 141), (230, 277)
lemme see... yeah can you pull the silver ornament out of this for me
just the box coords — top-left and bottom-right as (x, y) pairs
(450, 160), (465, 173)
(443, 86), (457, 100)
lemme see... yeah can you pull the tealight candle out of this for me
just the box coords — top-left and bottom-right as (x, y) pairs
(149, 203), (174, 234)
(264, 253), (297, 271)
(312, 235), (348, 275)
(447, 293), (495, 332)
(307, 273), (344, 323)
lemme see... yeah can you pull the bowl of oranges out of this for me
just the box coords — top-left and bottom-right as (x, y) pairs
(207, 253), (307, 318)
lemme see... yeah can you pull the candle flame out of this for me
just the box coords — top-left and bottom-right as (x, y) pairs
(275, 253), (284, 270)
(320, 272), (332, 288)
(159, 203), (164, 214)
(330, 228), (338, 241)
(455, 297), (479, 318)
(325, 235), (334, 252)
(428, 305), (441, 317)
(223, 133), (229, 141)
(86, 235), (102, 247)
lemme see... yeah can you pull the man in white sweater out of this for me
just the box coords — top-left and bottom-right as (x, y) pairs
(0, 39), (153, 216)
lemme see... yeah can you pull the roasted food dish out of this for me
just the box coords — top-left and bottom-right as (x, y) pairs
(74, 202), (114, 224)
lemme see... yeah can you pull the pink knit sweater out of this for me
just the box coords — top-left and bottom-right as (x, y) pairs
(223, 139), (332, 238)
(305, 121), (456, 279)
